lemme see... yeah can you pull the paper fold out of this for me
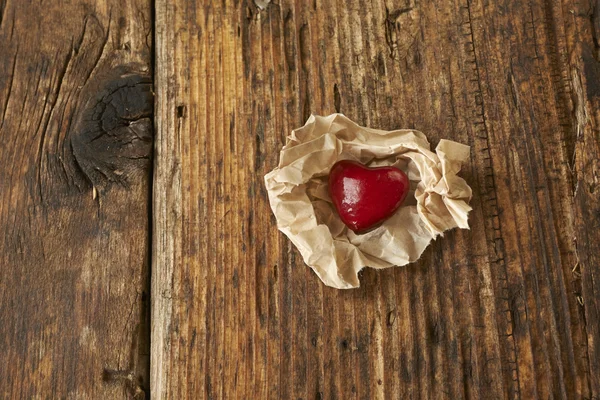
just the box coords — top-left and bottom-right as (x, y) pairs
(265, 114), (472, 289)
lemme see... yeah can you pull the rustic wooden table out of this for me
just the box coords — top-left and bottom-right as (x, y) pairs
(1, 0), (599, 398)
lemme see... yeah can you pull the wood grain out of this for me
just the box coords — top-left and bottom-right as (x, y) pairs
(3, 0), (599, 397)
(568, 0), (600, 395)
(0, 0), (152, 398)
(152, 0), (600, 398)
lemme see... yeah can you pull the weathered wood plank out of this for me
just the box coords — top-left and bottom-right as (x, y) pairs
(566, 0), (600, 395)
(0, 0), (152, 398)
(152, 0), (599, 398)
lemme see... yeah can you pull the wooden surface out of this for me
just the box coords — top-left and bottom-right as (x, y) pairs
(152, 0), (600, 399)
(2, 0), (600, 398)
(0, 0), (153, 398)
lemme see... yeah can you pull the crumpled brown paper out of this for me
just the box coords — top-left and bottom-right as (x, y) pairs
(264, 114), (472, 289)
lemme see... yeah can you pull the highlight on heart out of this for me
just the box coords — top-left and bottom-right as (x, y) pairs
(264, 114), (473, 289)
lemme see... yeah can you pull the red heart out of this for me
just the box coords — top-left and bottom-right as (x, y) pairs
(328, 160), (410, 234)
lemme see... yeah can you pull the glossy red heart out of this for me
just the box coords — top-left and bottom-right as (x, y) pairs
(328, 160), (410, 234)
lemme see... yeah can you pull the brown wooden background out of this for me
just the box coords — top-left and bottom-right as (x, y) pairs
(1, 0), (600, 398)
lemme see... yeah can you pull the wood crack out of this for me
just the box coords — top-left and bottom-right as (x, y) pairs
(463, 0), (521, 396)
(80, 13), (112, 89)
(36, 45), (76, 204)
(118, 291), (141, 370)
(0, 44), (18, 132)
(589, 1), (600, 61)
(0, 0), (5, 28)
(8, 5), (14, 41)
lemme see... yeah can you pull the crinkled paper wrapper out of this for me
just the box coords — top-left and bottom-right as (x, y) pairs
(264, 114), (472, 289)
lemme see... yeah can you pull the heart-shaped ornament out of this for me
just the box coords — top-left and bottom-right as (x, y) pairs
(328, 160), (410, 233)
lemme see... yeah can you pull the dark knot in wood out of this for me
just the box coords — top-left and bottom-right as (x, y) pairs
(71, 66), (153, 192)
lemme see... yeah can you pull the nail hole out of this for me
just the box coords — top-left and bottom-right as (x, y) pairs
(177, 105), (187, 118)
